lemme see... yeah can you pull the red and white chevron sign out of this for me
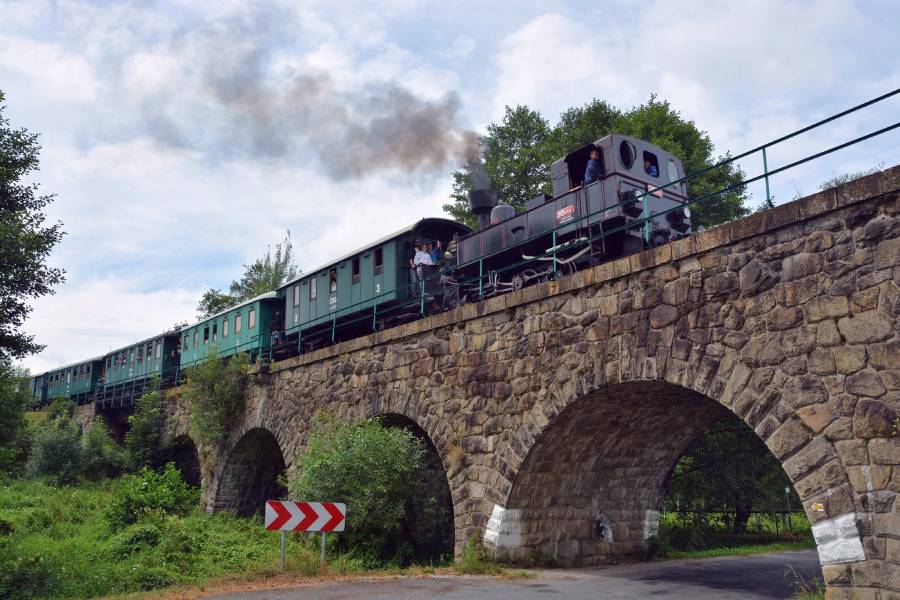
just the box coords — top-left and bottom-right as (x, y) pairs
(265, 500), (346, 532)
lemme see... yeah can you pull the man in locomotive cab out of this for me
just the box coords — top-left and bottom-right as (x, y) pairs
(584, 147), (603, 185)
(644, 157), (658, 177)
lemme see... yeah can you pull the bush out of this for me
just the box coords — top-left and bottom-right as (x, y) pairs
(105, 464), (199, 530)
(125, 380), (162, 471)
(0, 363), (32, 475)
(183, 350), (249, 447)
(81, 420), (124, 480)
(287, 415), (429, 566)
(455, 533), (501, 574)
(25, 417), (82, 484)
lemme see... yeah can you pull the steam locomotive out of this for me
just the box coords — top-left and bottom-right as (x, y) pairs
(28, 134), (691, 408)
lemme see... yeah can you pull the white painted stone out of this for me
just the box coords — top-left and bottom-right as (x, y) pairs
(483, 504), (523, 549)
(811, 512), (866, 565)
(595, 512), (613, 543)
(643, 510), (660, 540)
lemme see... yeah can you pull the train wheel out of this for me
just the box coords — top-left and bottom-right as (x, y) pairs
(511, 273), (526, 291)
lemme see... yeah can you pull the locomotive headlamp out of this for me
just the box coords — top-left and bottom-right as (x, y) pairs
(666, 205), (692, 233)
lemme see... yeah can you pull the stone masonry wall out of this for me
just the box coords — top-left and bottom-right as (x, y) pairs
(165, 167), (899, 597)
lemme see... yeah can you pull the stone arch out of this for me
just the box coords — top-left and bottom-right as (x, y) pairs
(374, 412), (456, 562)
(490, 379), (852, 570)
(214, 427), (287, 516)
(165, 434), (201, 488)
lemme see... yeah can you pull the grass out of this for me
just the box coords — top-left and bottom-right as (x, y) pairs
(0, 478), (523, 600)
(662, 539), (816, 560)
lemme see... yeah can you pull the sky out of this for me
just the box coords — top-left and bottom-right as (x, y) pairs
(2, 0), (899, 374)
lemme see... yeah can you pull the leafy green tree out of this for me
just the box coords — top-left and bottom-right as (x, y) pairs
(445, 96), (750, 230)
(0, 91), (65, 361)
(664, 415), (797, 533)
(105, 464), (200, 530)
(124, 379), (162, 471)
(183, 349), (249, 447)
(0, 363), (31, 474)
(197, 232), (300, 318)
(288, 415), (434, 565)
(26, 414), (82, 484)
(80, 420), (124, 480)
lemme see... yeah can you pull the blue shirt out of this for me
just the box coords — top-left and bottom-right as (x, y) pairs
(645, 164), (658, 177)
(584, 158), (603, 184)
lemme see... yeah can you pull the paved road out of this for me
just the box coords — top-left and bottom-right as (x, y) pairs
(209, 550), (821, 600)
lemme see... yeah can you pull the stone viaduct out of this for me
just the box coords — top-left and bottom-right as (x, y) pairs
(141, 168), (899, 597)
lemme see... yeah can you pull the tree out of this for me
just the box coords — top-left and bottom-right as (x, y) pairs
(196, 232), (300, 318)
(0, 363), (31, 474)
(288, 414), (435, 566)
(445, 96), (750, 230)
(664, 415), (796, 533)
(183, 349), (249, 447)
(0, 91), (65, 361)
(124, 378), (162, 471)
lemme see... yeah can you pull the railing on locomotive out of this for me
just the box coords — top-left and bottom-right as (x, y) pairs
(275, 89), (900, 354)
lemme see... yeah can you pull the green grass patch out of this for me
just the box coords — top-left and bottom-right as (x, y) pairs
(662, 539), (816, 560)
(0, 478), (334, 599)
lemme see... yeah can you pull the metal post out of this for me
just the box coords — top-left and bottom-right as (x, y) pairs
(478, 259), (484, 299)
(320, 532), (326, 568)
(420, 278), (425, 315)
(280, 531), (286, 572)
(372, 299), (378, 332)
(552, 231), (557, 275)
(784, 486), (792, 532)
(642, 195), (650, 247)
(763, 147), (774, 209)
(331, 315), (336, 343)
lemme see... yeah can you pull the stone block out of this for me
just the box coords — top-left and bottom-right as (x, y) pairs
(812, 513), (866, 564)
(847, 370), (888, 398)
(767, 418), (813, 460)
(838, 311), (893, 344)
(806, 296), (851, 322)
(853, 400), (899, 438)
(817, 319), (843, 347)
(782, 253), (824, 281)
(768, 306), (804, 331)
(868, 342), (900, 371)
(869, 438), (900, 465)
(798, 403), (836, 433)
(836, 440), (869, 465)
(834, 346), (867, 374)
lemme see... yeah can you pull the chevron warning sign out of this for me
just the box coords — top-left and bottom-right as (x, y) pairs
(265, 500), (346, 532)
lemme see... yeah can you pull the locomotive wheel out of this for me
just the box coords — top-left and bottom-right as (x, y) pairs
(511, 274), (526, 291)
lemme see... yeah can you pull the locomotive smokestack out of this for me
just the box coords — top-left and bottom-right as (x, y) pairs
(467, 158), (498, 229)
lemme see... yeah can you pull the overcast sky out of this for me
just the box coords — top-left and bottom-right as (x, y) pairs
(3, 0), (899, 374)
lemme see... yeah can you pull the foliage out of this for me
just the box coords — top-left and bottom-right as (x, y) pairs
(25, 415), (82, 484)
(0, 362), (31, 474)
(288, 414), (444, 566)
(197, 232), (301, 318)
(183, 349), (250, 447)
(105, 464), (199, 530)
(80, 420), (124, 480)
(0, 90), (66, 361)
(455, 533), (502, 574)
(664, 415), (798, 532)
(46, 396), (73, 421)
(818, 162), (884, 191)
(444, 96), (749, 230)
(0, 478), (329, 599)
(124, 378), (162, 471)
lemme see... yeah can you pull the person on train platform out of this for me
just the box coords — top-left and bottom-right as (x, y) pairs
(413, 243), (433, 280)
(584, 147), (603, 184)
(644, 158), (659, 177)
(428, 240), (443, 265)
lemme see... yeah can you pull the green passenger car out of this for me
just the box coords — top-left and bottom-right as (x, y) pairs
(41, 357), (104, 405)
(179, 292), (281, 368)
(103, 334), (181, 386)
(279, 218), (470, 349)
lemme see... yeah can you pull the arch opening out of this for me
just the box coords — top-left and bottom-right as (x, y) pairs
(496, 381), (817, 568)
(164, 435), (201, 488)
(215, 427), (287, 517)
(376, 413), (455, 564)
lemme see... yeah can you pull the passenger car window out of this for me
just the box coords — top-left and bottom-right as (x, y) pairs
(293, 285), (300, 306)
(643, 151), (660, 177)
(329, 269), (337, 293)
(667, 160), (679, 183)
(248, 308), (256, 329)
(309, 278), (317, 301)
(352, 258), (360, 283)
(223, 318), (229, 337)
(620, 140), (636, 169)
(235, 314), (242, 333)
(193, 331), (198, 348)
(374, 248), (383, 275)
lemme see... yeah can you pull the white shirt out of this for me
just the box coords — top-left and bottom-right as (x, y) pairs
(414, 250), (433, 266)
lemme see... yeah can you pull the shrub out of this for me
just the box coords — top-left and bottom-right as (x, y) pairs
(0, 364), (31, 475)
(46, 397), (73, 421)
(183, 349), (249, 448)
(455, 533), (501, 574)
(125, 380), (162, 471)
(287, 415), (428, 566)
(105, 464), (199, 530)
(25, 417), (82, 484)
(80, 420), (124, 480)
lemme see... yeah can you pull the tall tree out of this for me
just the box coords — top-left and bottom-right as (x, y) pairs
(445, 96), (750, 230)
(0, 363), (31, 474)
(196, 232), (301, 318)
(0, 91), (65, 361)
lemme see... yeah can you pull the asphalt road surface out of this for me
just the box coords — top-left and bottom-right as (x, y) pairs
(209, 549), (821, 600)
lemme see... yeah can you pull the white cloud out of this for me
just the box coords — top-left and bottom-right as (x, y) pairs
(0, 35), (100, 103)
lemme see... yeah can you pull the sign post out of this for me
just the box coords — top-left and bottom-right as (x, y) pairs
(265, 501), (347, 571)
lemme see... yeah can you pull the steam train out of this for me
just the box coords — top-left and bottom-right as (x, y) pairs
(27, 134), (691, 408)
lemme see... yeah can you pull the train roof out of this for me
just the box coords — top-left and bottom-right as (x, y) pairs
(280, 217), (471, 289)
(43, 355), (106, 375)
(179, 291), (280, 330)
